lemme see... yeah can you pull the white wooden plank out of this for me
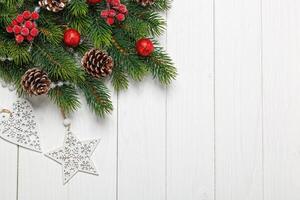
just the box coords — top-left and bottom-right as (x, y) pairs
(69, 90), (117, 200)
(118, 81), (166, 200)
(18, 97), (69, 200)
(0, 87), (18, 200)
(214, 0), (263, 199)
(117, 11), (168, 200)
(166, 0), (215, 199)
(262, 1), (300, 199)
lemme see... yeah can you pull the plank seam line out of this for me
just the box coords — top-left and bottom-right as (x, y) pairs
(260, 0), (265, 199)
(213, 0), (217, 199)
(116, 91), (119, 200)
(16, 146), (19, 200)
(165, 11), (169, 200)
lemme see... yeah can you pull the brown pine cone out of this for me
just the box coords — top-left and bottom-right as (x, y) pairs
(136, 0), (154, 6)
(81, 48), (114, 78)
(21, 68), (52, 96)
(38, 0), (68, 12)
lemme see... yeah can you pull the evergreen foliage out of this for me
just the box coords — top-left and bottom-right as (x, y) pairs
(0, 0), (176, 118)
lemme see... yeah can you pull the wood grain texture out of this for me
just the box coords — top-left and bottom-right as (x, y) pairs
(263, 0), (300, 199)
(117, 11), (168, 200)
(18, 92), (117, 200)
(18, 97), (69, 200)
(0, 87), (18, 200)
(214, 0), (263, 199)
(167, 0), (214, 199)
(2, 0), (300, 199)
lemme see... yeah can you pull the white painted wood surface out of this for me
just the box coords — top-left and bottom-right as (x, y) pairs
(1, 0), (300, 199)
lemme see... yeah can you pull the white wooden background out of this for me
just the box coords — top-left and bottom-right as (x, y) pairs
(1, 0), (300, 199)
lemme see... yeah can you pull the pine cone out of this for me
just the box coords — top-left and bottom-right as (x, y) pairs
(21, 68), (52, 96)
(38, 0), (68, 12)
(136, 0), (154, 6)
(81, 48), (114, 78)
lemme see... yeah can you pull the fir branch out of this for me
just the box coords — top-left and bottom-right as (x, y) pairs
(0, 37), (31, 65)
(127, 0), (171, 11)
(79, 75), (113, 117)
(0, 61), (24, 83)
(144, 46), (177, 85)
(126, 2), (166, 37)
(110, 33), (148, 82)
(64, 0), (90, 33)
(67, 0), (89, 17)
(31, 43), (85, 83)
(111, 65), (129, 91)
(48, 85), (81, 115)
(0, 0), (23, 9)
(38, 16), (64, 45)
(85, 15), (112, 48)
(150, 0), (171, 11)
(123, 16), (149, 39)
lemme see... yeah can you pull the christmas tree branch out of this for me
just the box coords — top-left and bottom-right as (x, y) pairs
(48, 85), (81, 115)
(79, 75), (113, 117)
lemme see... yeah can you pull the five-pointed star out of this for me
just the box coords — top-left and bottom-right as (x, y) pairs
(45, 131), (100, 184)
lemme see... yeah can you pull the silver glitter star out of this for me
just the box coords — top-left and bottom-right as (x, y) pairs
(45, 131), (100, 184)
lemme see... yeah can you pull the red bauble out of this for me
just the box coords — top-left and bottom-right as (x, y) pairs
(63, 29), (81, 47)
(87, 0), (102, 4)
(136, 38), (154, 57)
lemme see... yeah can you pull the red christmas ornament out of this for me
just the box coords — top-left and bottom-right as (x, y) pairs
(87, 0), (102, 4)
(63, 29), (81, 47)
(136, 38), (154, 57)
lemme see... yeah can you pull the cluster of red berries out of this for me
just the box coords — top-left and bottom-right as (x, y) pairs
(101, 0), (128, 25)
(6, 11), (39, 44)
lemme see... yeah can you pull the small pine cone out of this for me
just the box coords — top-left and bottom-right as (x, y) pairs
(38, 0), (68, 12)
(21, 68), (52, 96)
(136, 0), (154, 6)
(81, 48), (114, 78)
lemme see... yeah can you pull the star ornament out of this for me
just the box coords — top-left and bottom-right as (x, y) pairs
(45, 131), (100, 184)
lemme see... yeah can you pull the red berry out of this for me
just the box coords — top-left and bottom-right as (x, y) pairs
(30, 28), (39, 37)
(63, 29), (81, 47)
(31, 12), (39, 20)
(23, 11), (31, 19)
(106, 17), (115, 25)
(136, 38), (154, 57)
(118, 4), (128, 14)
(87, 0), (102, 4)
(108, 9), (116, 17)
(15, 34), (24, 43)
(101, 10), (109, 18)
(116, 13), (125, 21)
(12, 20), (18, 25)
(21, 27), (30, 36)
(26, 35), (34, 42)
(110, 0), (120, 6)
(24, 21), (34, 29)
(13, 25), (22, 34)
(6, 26), (14, 33)
(16, 15), (24, 23)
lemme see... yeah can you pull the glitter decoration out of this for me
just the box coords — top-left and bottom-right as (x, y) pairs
(0, 99), (42, 152)
(45, 131), (100, 184)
